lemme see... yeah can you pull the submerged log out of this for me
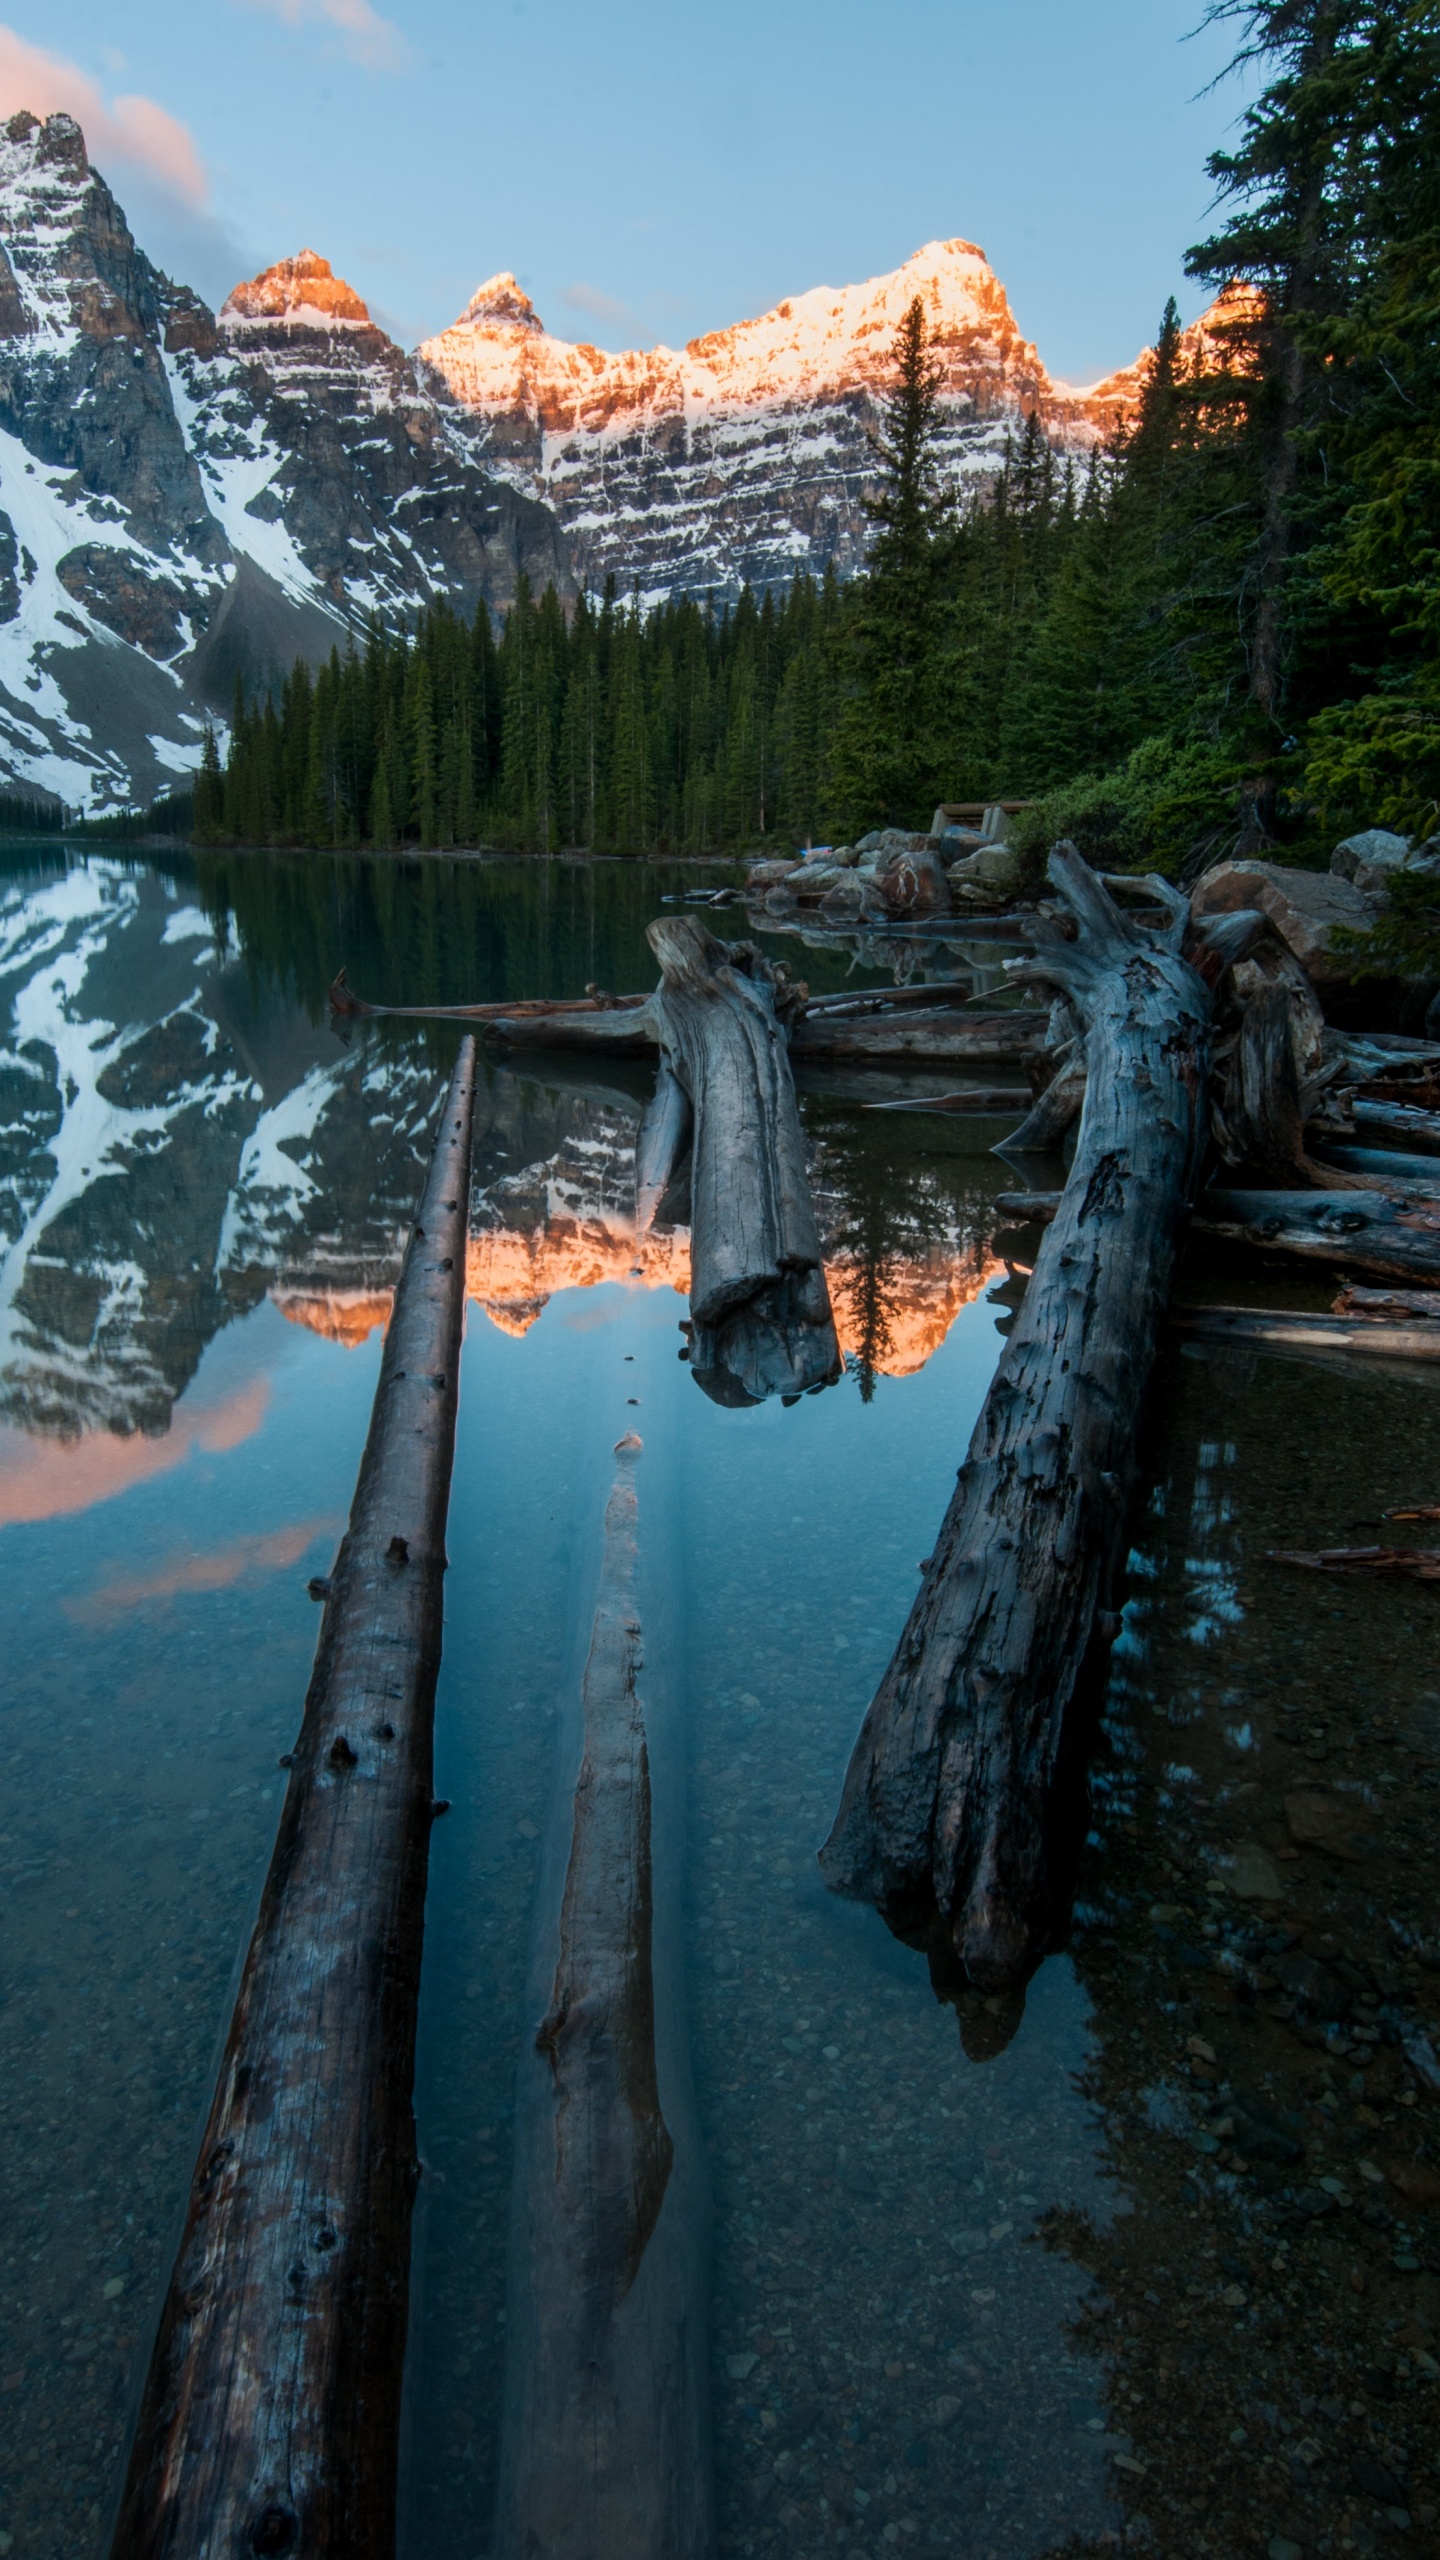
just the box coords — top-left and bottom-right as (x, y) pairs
(819, 845), (1210, 1990)
(1170, 1305), (1440, 1362)
(863, 1084), (1032, 1114)
(1268, 1542), (1440, 1582)
(329, 967), (650, 1029)
(494, 1437), (712, 2560)
(112, 1040), (478, 2560)
(646, 917), (840, 1405)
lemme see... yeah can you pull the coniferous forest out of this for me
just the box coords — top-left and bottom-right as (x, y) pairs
(196, 2), (1440, 873)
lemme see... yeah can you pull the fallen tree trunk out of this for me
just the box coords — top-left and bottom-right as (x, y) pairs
(329, 968), (650, 1029)
(819, 845), (1210, 1990)
(1311, 1140), (1440, 1191)
(493, 1437), (712, 2560)
(111, 1040), (478, 2560)
(1351, 1097), (1440, 1151)
(998, 1182), (1440, 1287)
(1170, 1305), (1440, 1362)
(789, 1007), (1046, 1065)
(646, 917), (839, 1405)
(1196, 1187), (1440, 1285)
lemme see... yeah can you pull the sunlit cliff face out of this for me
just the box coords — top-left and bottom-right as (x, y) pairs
(272, 1227), (1003, 1381)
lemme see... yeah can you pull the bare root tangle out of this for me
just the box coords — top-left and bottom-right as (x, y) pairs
(819, 844), (1211, 1992)
(646, 916), (840, 1406)
(110, 1041), (478, 2560)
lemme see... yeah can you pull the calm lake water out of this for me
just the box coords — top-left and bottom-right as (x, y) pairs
(1, 848), (1437, 2560)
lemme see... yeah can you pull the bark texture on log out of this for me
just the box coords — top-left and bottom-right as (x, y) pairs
(1212, 980), (1355, 1187)
(1198, 1186), (1440, 1284)
(819, 846), (1210, 1990)
(493, 1439), (712, 2560)
(788, 1008), (1046, 1066)
(646, 918), (840, 1406)
(995, 1037), (1086, 1153)
(111, 1041), (478, 2560)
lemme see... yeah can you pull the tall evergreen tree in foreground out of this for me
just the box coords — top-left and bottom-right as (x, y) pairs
(828, 295), (955, 832)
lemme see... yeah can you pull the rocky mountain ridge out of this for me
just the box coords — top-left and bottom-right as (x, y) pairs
(415, 240), (1181, 603)
(0, 121), (566, 814)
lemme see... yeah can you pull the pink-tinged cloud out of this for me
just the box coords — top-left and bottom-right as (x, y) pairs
(68, 1514), (340, 1620)
(235, 0), (410, 74)
(0, 1378), (270, 1528)
(0, 27), (208, 206)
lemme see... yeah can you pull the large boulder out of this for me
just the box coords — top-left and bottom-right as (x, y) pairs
(819, 874), (888, 926)
(1190, 858), (1376, 985)
(1331, 828), (1440, 899)
(874, 844), (952, 918)
(948, 841), (1024, 907)
(746, 858), (799, 889)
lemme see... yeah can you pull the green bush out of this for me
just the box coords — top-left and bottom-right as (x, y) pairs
(1006, 735), (1242, 883)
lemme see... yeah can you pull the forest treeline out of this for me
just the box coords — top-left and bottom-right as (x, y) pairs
(196, 1), (1440, 872)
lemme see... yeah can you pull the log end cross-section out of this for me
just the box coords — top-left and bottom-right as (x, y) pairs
(819, 847), (1211, 1993)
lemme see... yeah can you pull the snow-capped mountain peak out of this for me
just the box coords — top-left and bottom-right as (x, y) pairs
(221, 249), (371, 329)
(456, 272), (547, 334)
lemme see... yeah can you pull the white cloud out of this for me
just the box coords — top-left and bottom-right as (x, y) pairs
(0, 25), (207, 206)
(235, 0), (410, 73)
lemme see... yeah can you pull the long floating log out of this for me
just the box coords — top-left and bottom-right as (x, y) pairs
(493, 1436), (712, 2560)
(646, 917), (840, 1404)
(820, 846), (1210, 1990)
(111, 1040), (478, 2560)
(1170, 1305), (1440, 1361)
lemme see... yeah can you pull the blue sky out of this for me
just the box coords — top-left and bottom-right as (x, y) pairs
(0, 2), (1256, 378)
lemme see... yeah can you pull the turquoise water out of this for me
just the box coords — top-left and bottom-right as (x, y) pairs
(1, 849), (1436, 2560)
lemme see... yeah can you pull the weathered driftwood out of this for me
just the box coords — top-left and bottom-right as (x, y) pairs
(330, 967), (649, 1030)
(645, 917), (840, 1405)
(1197, 1187), (1440, 1285)
(1170, 1306), (1440, 1362)
(1311, 1140), (1440, 1190)
(494, 1437), (712, 2560)
(1212, 979), (1357, 1188)
(634, 1058), (693, 1233)
(1337, 1284), (1440, 1321)
(996, 1036), (1087, 1153)
(999, 1182), (1440, 1288)
(112, 1040), (478, 2560)
(819, 846), (1210, 1991)
(1268, 1542), (1440, 1582)
(1351, 1097), (1440, 1151)
(788, 1007), (1046, 1066)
